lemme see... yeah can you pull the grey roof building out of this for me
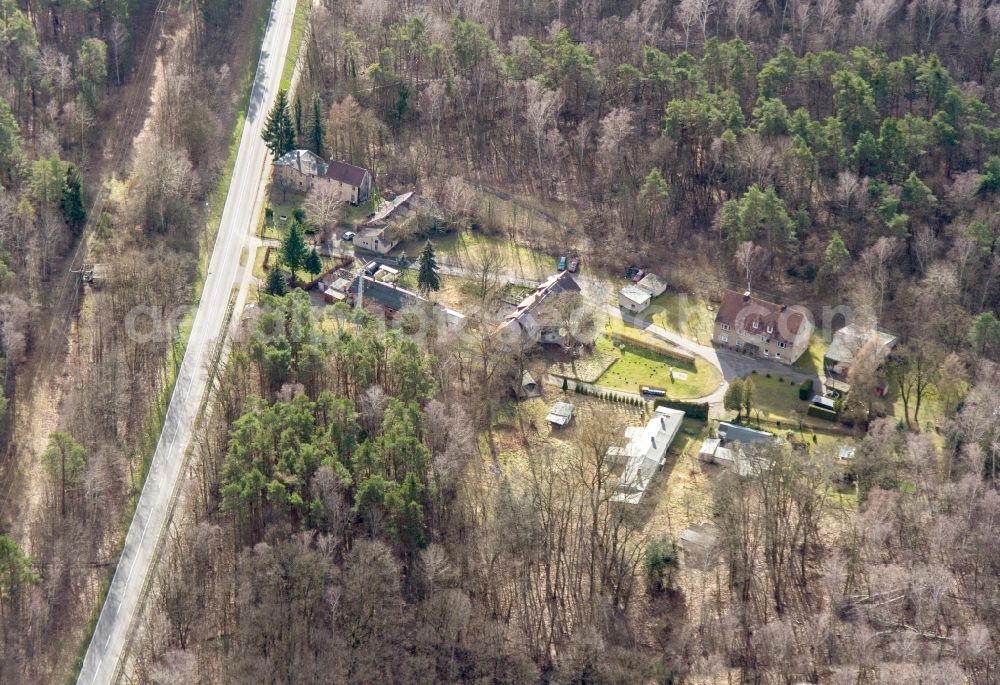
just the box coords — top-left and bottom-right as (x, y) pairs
(546, 401), (576, 427)
(610, 407), (685, 504)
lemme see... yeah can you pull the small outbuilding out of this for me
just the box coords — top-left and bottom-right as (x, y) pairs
(619, 284), (652, 313)
(515, 371), (542, 399)
(546, 401), (576, 427)
(636, 273), (667, 297)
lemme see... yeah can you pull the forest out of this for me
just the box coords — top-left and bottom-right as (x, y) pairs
(125, 0), (1000, 682)
(0, 0), (270, 680)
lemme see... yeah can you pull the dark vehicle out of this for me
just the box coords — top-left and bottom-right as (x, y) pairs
(641, 386), (667, 397)
(625, 265), (639, 279)
(364, 261), (379, 276)
(558, 255), (567, 271)
(568, 257), (579, 273)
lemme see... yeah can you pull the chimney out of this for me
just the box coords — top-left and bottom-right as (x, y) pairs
(651, 436), (656, 448)
(780, 304), (787, 312)
(660, 417), (666, 429)
(743, 290), (751, 303)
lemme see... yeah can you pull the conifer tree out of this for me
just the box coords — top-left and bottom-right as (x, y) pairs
(310, 94), (324, 157)
(417, 241), (440, 293)
(265, 266), (288, 296)
(60, 164), (86, 236)
(305, 247), (322, 276)
(294, 95), (303, 138)
(281, 222), (307, 274)
(262, 89), (295, 159)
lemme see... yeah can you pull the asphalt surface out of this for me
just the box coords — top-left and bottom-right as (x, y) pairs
(76, 0), (297, 681)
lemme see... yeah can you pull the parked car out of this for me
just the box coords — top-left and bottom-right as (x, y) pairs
(568, 257), (579, 273)
(342, 231), (356, 241)
(641, 386), (667, 397)
(364, 261), (379, 276)
(625, 265), (639, 279)
(632, 269), (646, 283)
(558, 255), (567, 271)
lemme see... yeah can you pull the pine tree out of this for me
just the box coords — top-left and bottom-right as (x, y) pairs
(820, 231), (850, 280)
(294, 95), (303, 139)
(60, 164), (86, 236)
(265, 267), (288, 296)
(281, 222), (307, 274)
(417, 241), (440, 293)
(310, 94), (325, 157)
(305, 247), (322, 276)
(262, 89), (295, 160)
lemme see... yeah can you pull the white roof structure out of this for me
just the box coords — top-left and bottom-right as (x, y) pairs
(611, 407), (685, 504)
(636, 273), (667, 296)
(546, 401), (576, 426)
(274, 149), (326, 176)
(620, 284), (652, 308)
(367, 191), (415, 226)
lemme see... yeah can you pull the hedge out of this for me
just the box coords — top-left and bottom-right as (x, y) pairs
(610, 331), (697, 364)
(807, 404), (838, 421)
(654, 398), (709, 421)
(798, 379), (814, 401)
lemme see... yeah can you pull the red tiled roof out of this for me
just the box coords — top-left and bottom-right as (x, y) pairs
(714, 290), (807, 345)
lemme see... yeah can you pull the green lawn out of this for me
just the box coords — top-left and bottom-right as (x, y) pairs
(730, 371), (852, 441)
(265, 190), (307, 240)
(595, 336), (722, 399)
(792, 334), (828, 376)
(398, 230), (567, 282)
(674, 418), (709, 457)
(742, 371), (812, 423)
(647, 291), (717, 345)
(280, 0), (310, 90)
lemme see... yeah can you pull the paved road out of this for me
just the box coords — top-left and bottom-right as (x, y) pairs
(76, 0), (297, 682)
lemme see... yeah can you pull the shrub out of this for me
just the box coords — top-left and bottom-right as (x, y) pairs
(562, 377), (568, 392)
(644, 536), (679, 594)
(799, 379), (814, 401)
(654, 398), (709, 421)
(807, 405), (838, 421)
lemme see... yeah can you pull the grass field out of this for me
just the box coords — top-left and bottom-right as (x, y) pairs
(648, 292), (717, 345)
(398, 230), (559, 282)
(793, 334), (828, 376)
(595, 335), (722, 399)
(279, 0), (310, 90)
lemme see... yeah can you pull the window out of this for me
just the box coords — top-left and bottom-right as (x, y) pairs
(752, 320), (759, 330)
(776, 352), (781, 359)
(766, 324), (773, 334)
(763, 348), (769, 357)
(778, 341), (786, 349)
(719, 334), (729, 343)
(720, 323), (730, 331)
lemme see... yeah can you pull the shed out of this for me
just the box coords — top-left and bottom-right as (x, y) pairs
(546, 402), (576, 427)
(636, 273), (667, 297)
(515, 370), (542, 399)
(619, 284), (652, 313)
